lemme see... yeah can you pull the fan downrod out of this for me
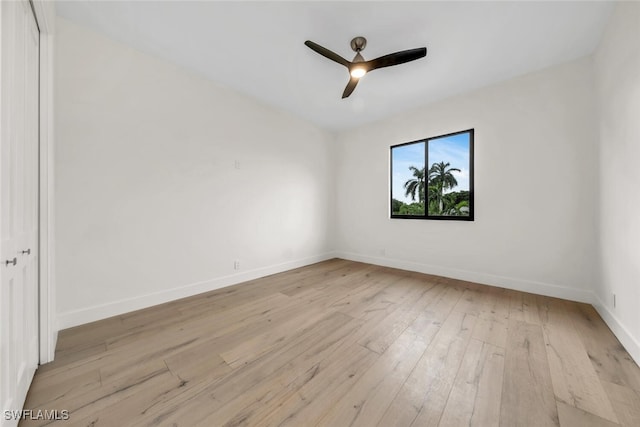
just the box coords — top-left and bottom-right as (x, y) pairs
(350, 36), (367, 52)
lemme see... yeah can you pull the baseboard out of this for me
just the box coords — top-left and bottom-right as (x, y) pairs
(335, 251), (595, 304)
(57, 252), (336, 329)
(592, 294), (640, 366)
(48, 330), (58, 363)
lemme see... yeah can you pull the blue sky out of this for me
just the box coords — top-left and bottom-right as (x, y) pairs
(391, 132), (470, 204)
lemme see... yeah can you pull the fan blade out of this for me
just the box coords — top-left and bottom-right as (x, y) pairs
(342, 76), (360, 99)
(304, 40), (351, 68)
(365, 47), (427, 72)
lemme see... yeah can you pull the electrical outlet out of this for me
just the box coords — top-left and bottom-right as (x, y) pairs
(234, 260), (240, 270)
(234, 160), (241, 170)
(380, 248), (386, 256)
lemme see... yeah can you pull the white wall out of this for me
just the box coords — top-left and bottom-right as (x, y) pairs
(335, 57), (599, 303)
(593, 2), (640, 363)
(55, 18), (335, 328)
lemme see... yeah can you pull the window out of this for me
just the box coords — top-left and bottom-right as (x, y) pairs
(390, 129), (474, 220)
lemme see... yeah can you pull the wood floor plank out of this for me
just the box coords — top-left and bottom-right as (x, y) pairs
(219, 305), (327, 368)
(20, 259), (640, 427)
(454, 287), (489, 317)
(540, 298), (618, 422)
(255, 343), (379, 427)
(53, 316), (126, 355)
(601, 380), (640, 427)
(317, 327), (430, 427)
(358, 281), (443, 354)
(279, 262), (380, 297)
(105, 292), (293, 350)
(331, 273), (403, 320)
(164, 349), (231, 383)
(471, 287), (510, 349)
(410, 311), (478, 427)
(569, 304), (640, 392)
(132, 311), (357, 426)
(438, 339), (505, 427)
(47, 342), (108, 374)
(409, 283), (464, 333)
(21, 362), (174, 427)
(39, 293), (288, 387)
(472, 312), (508, 348)
(23, 369), (102, 410)
(483, 286), (512, 319)
(377, 310), (477, 427)
(500, 320), (559, 427)
(65, 371), (189, 427)
(202, 329), (379, 427)
(508, 290), (541, 325)
(557, 401), (619, 427)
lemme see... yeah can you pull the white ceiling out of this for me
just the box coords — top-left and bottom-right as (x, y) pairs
(56, 1), (614, 131)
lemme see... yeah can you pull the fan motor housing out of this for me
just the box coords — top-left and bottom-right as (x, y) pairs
(350, 36), (367, 52)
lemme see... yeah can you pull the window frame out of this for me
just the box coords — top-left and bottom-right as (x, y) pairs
(390, 128), (474, 221)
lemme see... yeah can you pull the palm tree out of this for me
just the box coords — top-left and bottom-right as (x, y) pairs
(427, 184), (440, 214)
(428, 161), (461, 214)
(403, 166), (425, 203)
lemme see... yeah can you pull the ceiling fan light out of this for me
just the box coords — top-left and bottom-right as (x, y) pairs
(350, 67), (366, 78)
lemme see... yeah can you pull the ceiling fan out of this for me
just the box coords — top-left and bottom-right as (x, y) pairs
(304, 37), (427, 99)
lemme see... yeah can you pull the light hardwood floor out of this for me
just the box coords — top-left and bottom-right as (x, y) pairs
(21, 259), (640, 426)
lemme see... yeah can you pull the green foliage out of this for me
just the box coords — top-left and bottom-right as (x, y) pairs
(391, 199), (424, 216)
(391, 198), (404, 214)
(401, 162), (469, 217)
(399, 203), (425, 215)
(445, 190), (470, 206)
(438, 191), (470, 216)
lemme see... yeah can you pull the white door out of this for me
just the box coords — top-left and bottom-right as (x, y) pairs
(0, 1), (40, 425)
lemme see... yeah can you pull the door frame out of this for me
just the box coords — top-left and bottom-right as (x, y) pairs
(30, 0), (55, 364)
